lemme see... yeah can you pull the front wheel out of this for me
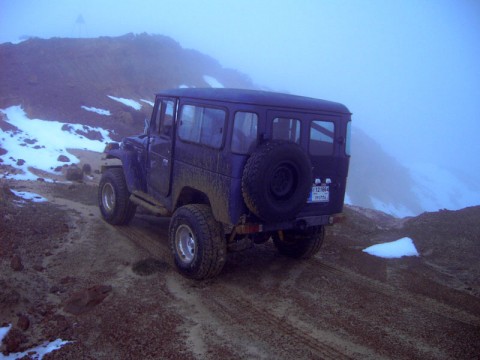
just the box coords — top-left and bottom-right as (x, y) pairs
(273, 226), (325, 259)
(98, 168), (136, 225)
(169, 204), (226, 280)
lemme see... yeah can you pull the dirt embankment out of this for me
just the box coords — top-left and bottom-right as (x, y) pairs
(0, 177), (479, 359)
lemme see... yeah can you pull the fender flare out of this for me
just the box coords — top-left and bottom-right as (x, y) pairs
(102, 148), (146, 193)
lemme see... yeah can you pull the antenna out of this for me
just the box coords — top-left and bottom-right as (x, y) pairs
(73, 14), (87, 38)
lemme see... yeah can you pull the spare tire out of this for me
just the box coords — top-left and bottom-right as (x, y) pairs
(242, 140), (312, 222)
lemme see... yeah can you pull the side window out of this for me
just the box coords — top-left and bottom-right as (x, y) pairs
(231, 112), (258, 154)
(178, 104), (226, 148)
(310, 120), (334, 156)
(272, 117), (300, 143)
(160, 100), (175, 138)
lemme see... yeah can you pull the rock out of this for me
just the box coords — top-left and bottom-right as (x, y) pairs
(52, 314), (70, 332)
(17, 315), (30, 331)
(2, 328), (26, 353)
(115, 110), (134, 125)
(50, 285), (61, 294)
(54, 166), (63, 172)
(82, 163), (92, 175)
(65, 165), (83, 181)
(57, 154), (70, 162)
(64, 284), (112, 315)
(10, 255), (24, 271)
(33, 265), (44, 272)
(16, 159), (25, 166)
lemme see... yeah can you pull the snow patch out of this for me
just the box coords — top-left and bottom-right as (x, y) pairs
(81, 105), (111, 116)
(203, 75), (224, 88)
(344, 193), (352, 205)
(179, 84), (189, 88)
(140, 99), (154, 107)
(0, 324), (11, 342)
(0, 105), (113, 181)
(363, 237), (419, 258)
(11, 189), (48, 202)
(0, 325), (71, 360)
(107, 95), (142, 110)
(370, 197), (415, 218)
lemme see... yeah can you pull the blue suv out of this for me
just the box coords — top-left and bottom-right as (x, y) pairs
(98, 88), (351, 279)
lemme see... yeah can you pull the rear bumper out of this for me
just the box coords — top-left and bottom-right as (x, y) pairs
(233, 214), (335, 235)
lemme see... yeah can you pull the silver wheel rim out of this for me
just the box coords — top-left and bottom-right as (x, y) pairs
(102, 183), (116, 213)
(175, 224), (196, 264)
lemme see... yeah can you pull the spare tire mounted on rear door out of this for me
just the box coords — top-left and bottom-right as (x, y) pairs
(242, 140), (312, 222)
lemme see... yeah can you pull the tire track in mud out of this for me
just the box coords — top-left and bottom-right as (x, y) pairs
(114, 216), (172, 265)
(115, 222), (364, 359)
(207, 289), (361, 360)
(313, 259), (480, 328)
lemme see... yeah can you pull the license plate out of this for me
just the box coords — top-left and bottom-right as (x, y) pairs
(308, 185), (329, 203)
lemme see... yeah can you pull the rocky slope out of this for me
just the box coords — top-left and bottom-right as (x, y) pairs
(0, 33), (254, 139)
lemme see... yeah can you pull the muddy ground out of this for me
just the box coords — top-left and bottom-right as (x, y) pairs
(1, 171), (479, 359)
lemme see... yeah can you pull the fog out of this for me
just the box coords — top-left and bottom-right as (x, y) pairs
(1, 0), (480, 183)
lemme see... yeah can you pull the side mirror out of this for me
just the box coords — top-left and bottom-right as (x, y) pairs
(144, 118), (149, 135)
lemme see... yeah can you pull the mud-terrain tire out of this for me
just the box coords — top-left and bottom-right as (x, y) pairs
(98, 168), (136, 225)
(242, 140), (312, 222)
(169, 204), (227, 280)
(273, 226), (325, 259)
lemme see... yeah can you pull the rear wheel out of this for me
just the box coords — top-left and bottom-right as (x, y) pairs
(169, 204), (226, 280)
(98, 168), (136, 225)
(273, 226), (325, 259)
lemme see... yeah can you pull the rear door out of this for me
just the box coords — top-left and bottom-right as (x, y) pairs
(267, 110), (345, 213)
(147, 97), (176, 197)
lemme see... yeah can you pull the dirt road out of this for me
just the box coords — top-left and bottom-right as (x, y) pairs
(1, 180), (479, 359)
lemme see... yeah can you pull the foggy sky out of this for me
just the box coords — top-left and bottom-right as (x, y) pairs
(1, 0), (480, 182)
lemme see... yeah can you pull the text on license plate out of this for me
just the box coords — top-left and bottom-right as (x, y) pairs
(308, 185), (329, 203)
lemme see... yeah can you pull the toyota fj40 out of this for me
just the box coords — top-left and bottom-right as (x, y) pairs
(99, 88), (351, 279)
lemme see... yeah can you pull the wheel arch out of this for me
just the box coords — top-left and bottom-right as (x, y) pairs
(173, 186), (228, 224)
(101, 149), (146, 193)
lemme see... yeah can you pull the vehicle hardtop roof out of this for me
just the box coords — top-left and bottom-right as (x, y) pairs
(156, 88), (351, 114)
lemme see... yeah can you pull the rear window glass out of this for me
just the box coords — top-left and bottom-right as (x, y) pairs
(232, 112), (258, 154)
(178, 105), (226, 148)
(346, 121), (351, 156)
(272, 117), (300, 143)
(310, 120), (334, 155)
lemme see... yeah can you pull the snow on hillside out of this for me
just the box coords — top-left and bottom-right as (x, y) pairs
(203, 75), (224, 88)
(346, 161), (480, 218)
(107, 95), (142, 110)
(0, 105), (113, 181)
(410, 162), (480, 212)
(81, 105), (111, 116)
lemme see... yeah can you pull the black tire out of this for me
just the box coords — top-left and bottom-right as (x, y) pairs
(98, 168), (136, 225)
(169, 204), (227, 280)
(273, 226), (325, 259)
(242, 140), (312, 222)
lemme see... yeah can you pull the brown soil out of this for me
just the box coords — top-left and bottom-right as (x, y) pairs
(1, 167), (479, 359)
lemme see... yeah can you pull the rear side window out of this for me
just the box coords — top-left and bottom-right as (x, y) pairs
(178, 105), (226, 148)
(272, 118), (300, 143)
(345, 121), (351, 155)
(231, 112), (258, 154)
(310, 120), (334, 155)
